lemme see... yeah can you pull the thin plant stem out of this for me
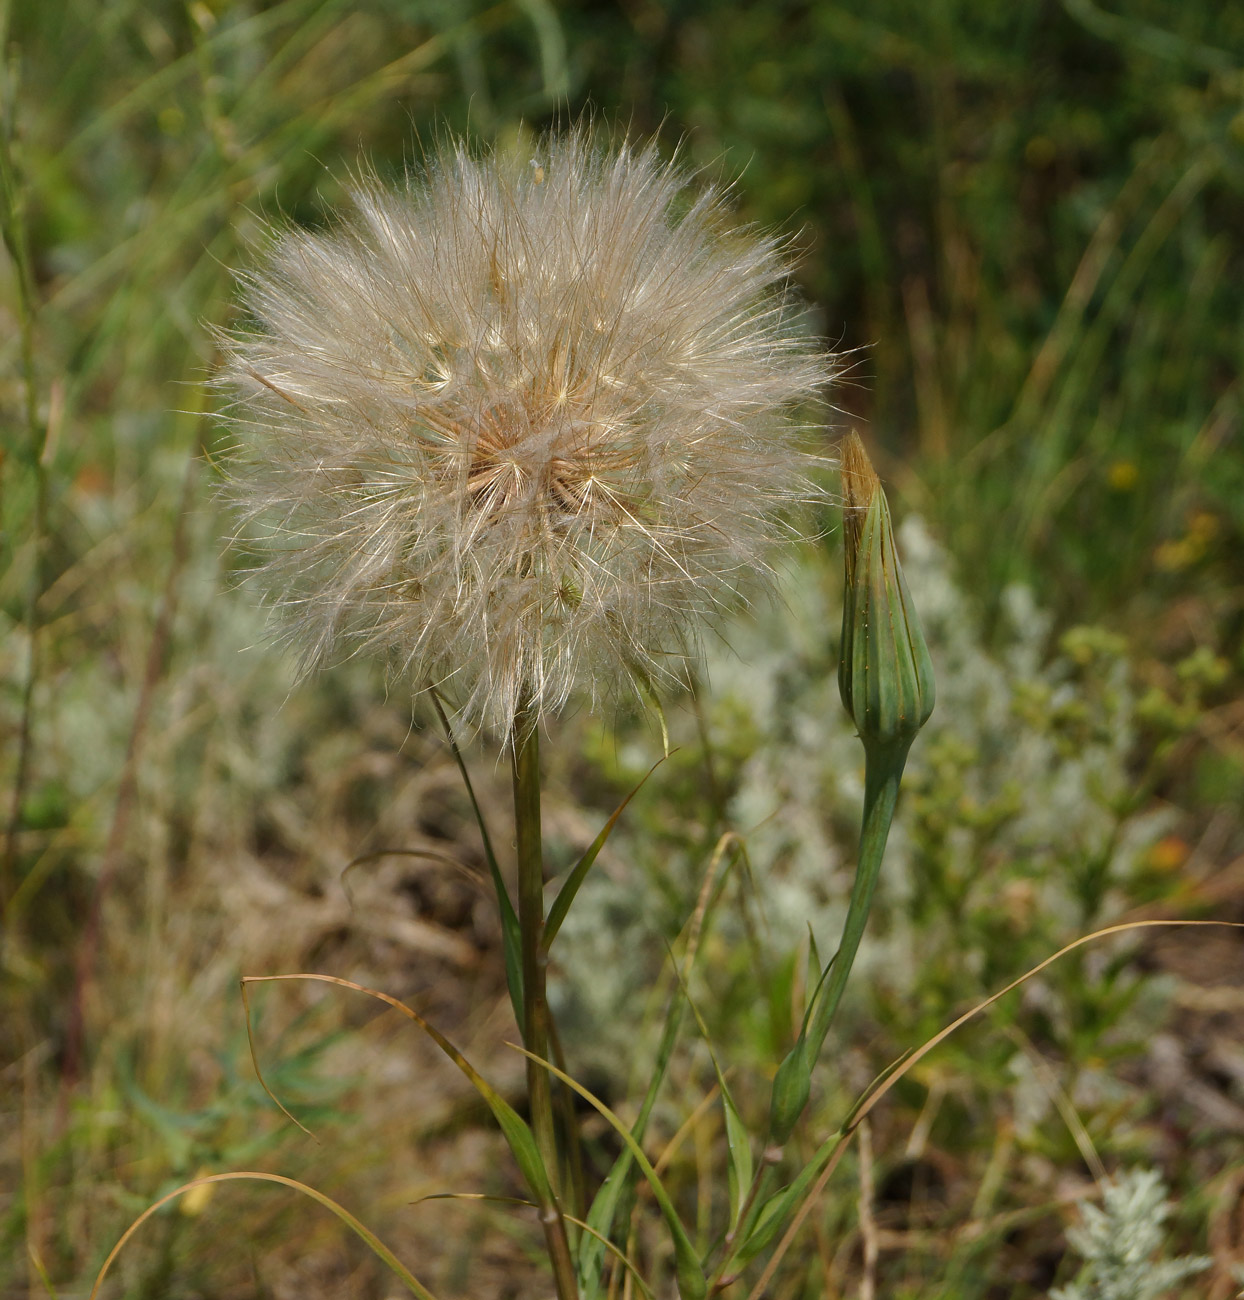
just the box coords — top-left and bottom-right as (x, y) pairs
(510, 686), (578, 1300)
(549, 1014), (587, 1222)
(743, 747), (906, 1282)
(805, 748), (905, 1058)
(762, 742), (909, 1170)
(512, 690), (555, 1175)
(0, 39), (47, 923)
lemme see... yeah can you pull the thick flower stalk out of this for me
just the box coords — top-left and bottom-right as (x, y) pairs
(222, 132), (831, 739)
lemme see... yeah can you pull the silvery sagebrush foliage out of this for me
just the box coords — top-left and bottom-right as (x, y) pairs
(1050, 1168), (1209, 1300)
(220, 131), (833, 738)
(555, 518), (1175, 1073)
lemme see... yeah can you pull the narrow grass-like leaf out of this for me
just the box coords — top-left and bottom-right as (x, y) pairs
(721, 1089), (754, 1238)
(578, 984), (685, 1291)
(732, 1132), (843, 1266)
(340, 847), (485, 911)
(240, 979), (316, 1141)
(767, 951), (838, 1147)
(515, 1046), (708, 1300)
(544, 754), (666, 950)
(431, 688), (524, 1025)
(407, 1185), (654, 1296)
(623, 653), (672, 757)
(90, 1171), (438, 1300)
(564, 1214), (656, 1300)
(414, 1191), (535, 1208)
(846, 919), (1242, 1131)
(666, 948), (752, 1231)
(549, 1016), (588, 1222)
(806, 924), (821, 994)
(578, 832), (746, 1292)
(26, 1244), (57, 1300)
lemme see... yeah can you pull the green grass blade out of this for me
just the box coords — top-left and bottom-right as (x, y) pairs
(430, 689), (524, 1026)
(544, 755), (665, 950)
(514, 1045), (708, 1300)
(577, 984), (686, 1292)
(577, 832), (743, 1289)
(731, 1132), (844, 1268)
(806, 923), (822, 989)
(579, 831), (750, 1290)
(563, 1215), (656, 1300)
(666, 947), (752, 1232)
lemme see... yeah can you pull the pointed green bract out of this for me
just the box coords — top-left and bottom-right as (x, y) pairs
(768, 1038), (811, 1146)
(837, 433), (935, 760)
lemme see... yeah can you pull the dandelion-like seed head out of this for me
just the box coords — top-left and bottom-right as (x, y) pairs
(222, 131), (834, 739)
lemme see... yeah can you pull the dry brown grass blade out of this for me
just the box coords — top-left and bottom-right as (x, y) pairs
(239, 977), (318, 1140)
(413, 1191), (534, 1207)
(240, 971), (510, 1134)
(89, 1171), (439, 1300)
(339, 846), (487, 905)
(745, 918), (1243, 1299)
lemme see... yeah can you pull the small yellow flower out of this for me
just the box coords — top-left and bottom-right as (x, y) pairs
(180, 1169), (216, 1217)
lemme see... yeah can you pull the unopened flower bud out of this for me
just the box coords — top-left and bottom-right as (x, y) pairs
(768, 1038), (811, 1146)
(837, 433), (935, 759)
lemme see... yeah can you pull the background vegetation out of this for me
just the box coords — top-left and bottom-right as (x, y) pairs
(2, 1), (1242, 1296)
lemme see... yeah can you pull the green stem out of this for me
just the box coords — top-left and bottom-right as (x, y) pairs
(768, 741), (908, 1146)
(806, 743), (906, 1058)
(510, 690), (578, 1300)
(548, 1015), (586, 1223)
(742, 748), (908, 1277)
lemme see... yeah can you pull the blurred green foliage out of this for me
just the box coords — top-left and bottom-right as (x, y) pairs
(5, 0), (1244, 623)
